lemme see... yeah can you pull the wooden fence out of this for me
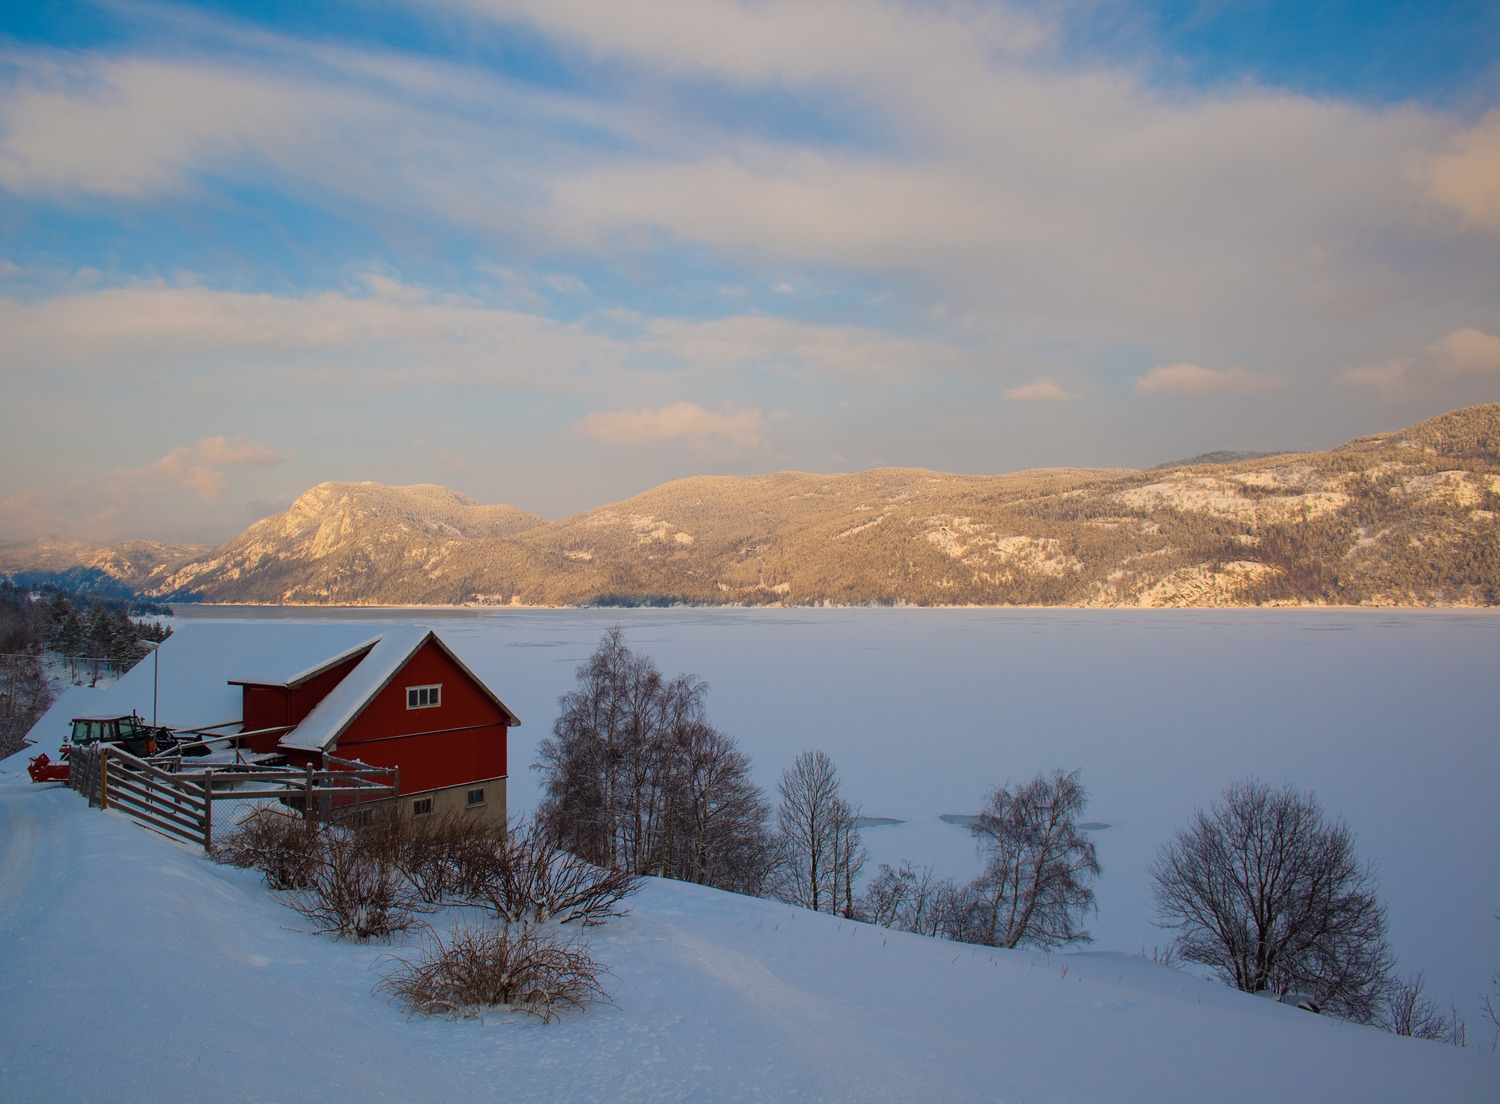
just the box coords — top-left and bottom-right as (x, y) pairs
(68, 744), (398, 850)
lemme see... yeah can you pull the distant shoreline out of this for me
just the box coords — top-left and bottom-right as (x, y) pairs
(168, 602), (1500, 618)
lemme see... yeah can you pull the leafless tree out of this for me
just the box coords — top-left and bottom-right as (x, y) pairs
(537, 628), (775, 893)
(670, 719), (777, 895)
(950, 769), (1101, 950)
(1383, 972), (1466, 1044)
(1482, 911), (1500, 1050)
(860, 862), (960, 937)
(772, 749), (864, 915)
(1149, 778), (1393, 1022)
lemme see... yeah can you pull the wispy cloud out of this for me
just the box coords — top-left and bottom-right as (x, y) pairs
(1134, 363), (1285, 397)
(579, 402), (766, 448)
(643, 315), (967, 382)
(0, 278), (628, 390)
(0, 6), (1485, 367)
(1004, 378), (1068, 402)
(1344, 327), (1500, 398)
(1424, 110), (1500, 232)
(110, 436), (290, 502)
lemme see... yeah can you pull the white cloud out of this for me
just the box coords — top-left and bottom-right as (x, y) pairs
(1134, 363), (1285, 397)
(448, 0), (1049, 87)
(1430, 327), (1500, 377)
(0, 279), (628, 390)
(1, 8), (1484, 374)
(1004, 378), (1068, 402)
(1344, 327), (1500, 397)
(110, 436), (290, 502)
(643, 315), (968, 382)
(579, 402), (766, 448)
(1425, 110), (1500, 231)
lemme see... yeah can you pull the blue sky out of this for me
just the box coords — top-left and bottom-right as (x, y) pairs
(1, 0), (1496, 543)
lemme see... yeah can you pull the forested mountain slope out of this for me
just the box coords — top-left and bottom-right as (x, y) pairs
(5, 405), (1497, 607)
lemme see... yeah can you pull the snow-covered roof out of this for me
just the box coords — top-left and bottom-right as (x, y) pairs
(228, 634), (382, 688)
(278, 625), (521, 752)
(27, 622), (390, 737)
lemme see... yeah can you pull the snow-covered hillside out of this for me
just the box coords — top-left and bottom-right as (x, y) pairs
(0, 767), (1492, 1103)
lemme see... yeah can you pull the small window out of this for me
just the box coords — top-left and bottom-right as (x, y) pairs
(406, 684), (441, 709)
(466, 788), (485, 807)
(412, 797), (433, 817)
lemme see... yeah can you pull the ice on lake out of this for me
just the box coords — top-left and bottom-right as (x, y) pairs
(172, 605), (1500, 1027)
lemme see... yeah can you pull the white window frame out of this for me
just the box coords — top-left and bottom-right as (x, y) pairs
(412, 797), (433, 817)
(466, 787), (485, 807)
(406, 683), (442, 709)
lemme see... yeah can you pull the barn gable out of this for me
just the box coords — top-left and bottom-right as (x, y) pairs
(277, 626), (520, 753)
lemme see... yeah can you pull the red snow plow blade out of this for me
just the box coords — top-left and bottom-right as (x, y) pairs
(27, 751), (71, 784)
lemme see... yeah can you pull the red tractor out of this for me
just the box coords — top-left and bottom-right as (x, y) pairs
(27, 712), (187, 783)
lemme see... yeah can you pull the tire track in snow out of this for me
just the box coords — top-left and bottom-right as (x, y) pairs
(0, 781), (68, 941)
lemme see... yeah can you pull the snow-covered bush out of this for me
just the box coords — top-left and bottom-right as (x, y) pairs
(212, 806), (324, 890)
(378, 920), (611, 1022)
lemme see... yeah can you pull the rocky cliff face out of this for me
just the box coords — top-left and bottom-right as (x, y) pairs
(6, 406), (1497, 607)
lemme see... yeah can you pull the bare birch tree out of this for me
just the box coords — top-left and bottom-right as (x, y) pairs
(860, 862), (960, 937)
(772, 750), (863, 914)
(537, 627), (774, 892)
(953, 769), (1100, 949)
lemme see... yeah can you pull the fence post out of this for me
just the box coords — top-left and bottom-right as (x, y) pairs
(303, 764), (315, 826)
(203, 768), (214, 852)
(99, 750), (109, 812)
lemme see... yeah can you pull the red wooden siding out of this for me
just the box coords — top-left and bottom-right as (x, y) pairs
(237, 652), (366, 754)
(331, 639), (508, 795)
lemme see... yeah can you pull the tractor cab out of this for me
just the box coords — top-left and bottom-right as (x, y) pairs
(69, 713), (179, 758)
(28, 712), (183, 784)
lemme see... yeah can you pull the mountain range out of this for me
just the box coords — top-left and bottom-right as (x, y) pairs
(3, 404), (1496, 608)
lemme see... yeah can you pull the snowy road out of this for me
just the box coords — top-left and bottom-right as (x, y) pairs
(0, 761), (1495, 1103)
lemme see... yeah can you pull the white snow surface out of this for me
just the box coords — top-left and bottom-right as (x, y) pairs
(0, 774), (1492, 1103)
(3, 607), (1497, 1100)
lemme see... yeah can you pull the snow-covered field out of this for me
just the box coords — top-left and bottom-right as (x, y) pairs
(2, 607), (1497, 1100)
(0, 774), (1494, 1103)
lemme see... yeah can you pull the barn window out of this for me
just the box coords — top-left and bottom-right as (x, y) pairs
(412, 798), (433, 817)
(467, 788), (485, 807)
(406, 684), (442, 709)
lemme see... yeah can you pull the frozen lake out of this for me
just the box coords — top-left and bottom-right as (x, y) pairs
(173, 605), (1500, 1030)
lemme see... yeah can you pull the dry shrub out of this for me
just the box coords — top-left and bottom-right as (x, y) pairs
(212, 806), (323, 890)
(340, 805), (508, 905)
(288, 832), (429, 941)
(378, 921), (611, 1022)
(476, 816), (640, 926)
(403, 812), (508, 904)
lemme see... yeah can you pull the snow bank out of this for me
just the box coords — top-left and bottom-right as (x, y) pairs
(0, 770), (1493, 1103)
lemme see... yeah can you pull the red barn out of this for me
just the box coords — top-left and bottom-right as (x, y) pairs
(227, 626), (519, 824)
